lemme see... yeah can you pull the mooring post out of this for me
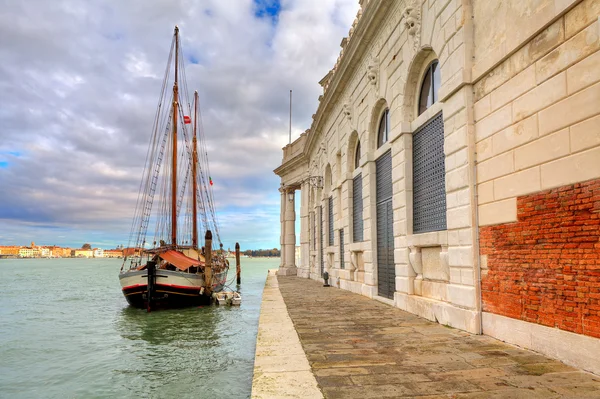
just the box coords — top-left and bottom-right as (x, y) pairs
(235, 242), (241, 285)
(204, 230), (213, 297)
(146, 259), (156, 312)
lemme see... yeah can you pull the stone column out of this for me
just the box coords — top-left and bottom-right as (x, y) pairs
(299, 182), (310, 278)
(279, 188), (286, 268)
(280, 188), (298, 275)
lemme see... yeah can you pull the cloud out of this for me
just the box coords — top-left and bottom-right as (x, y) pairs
(0, 0), (359, 249)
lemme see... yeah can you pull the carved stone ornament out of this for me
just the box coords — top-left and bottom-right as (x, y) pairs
(409, 246), (422, 275)
(367, 56), (379, 86)
(342, 99), (352, 121)
(403, 1), (421, 51)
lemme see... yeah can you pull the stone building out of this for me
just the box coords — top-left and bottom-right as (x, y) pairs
(274, 0), (600, 374)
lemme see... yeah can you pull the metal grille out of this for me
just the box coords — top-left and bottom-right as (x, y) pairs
(339, 228), (345, 269)
(352, 174), (363, 242)
(377, 201), (394, 299)
(312, 211), (316, 250)
(319, 206), (324, 276)
(376, 151), (393, 202)
(328, 196), (334, 246)
(413, 112), (447, 234)
(376, 150), (395, 299)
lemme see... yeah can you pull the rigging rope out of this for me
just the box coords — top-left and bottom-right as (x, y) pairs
(123, 28), (225, 269)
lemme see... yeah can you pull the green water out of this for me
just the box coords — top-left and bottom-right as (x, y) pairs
(0, 257), (278, 398)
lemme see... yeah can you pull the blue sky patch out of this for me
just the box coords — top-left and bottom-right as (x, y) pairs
(253, 0), (281, 23)
(1, 150), (21, 157)
(187, 54), (201, 65)
(0, 161), (8, 168)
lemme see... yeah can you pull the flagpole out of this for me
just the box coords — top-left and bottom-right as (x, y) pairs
(289, 89), (292, 145)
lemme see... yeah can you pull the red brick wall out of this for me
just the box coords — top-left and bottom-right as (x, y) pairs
(480, 179), (600, 338)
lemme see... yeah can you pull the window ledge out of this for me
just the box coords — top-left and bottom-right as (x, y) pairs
(411, 102), (443, 133)
(348, 241), (367, 252)
(407, 230), (448, 248)
(374, 142), (391, 160)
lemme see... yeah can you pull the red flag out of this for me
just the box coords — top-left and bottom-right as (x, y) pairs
(209, 176), (213, 186)
(183, 115), (191, 124)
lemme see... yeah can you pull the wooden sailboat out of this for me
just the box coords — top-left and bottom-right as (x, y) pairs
(119, 26), (229, 311)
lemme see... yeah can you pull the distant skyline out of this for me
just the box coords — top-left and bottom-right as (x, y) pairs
(0, 0), (360, 249)
(0, 240), (280, 251)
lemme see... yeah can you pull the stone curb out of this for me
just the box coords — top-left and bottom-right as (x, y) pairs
(251, 270), (323, 399)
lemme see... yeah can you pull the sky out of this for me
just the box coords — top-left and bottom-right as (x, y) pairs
(0, 0), (360, 250)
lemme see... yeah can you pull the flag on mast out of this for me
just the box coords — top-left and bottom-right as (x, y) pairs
(183, 115), (191, 124)
(209, 176), (213, 186)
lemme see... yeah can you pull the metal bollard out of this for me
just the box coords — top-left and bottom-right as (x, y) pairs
(323, 271), (330, 287)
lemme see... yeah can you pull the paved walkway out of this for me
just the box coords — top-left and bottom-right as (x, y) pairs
(277, 275), (600, 399)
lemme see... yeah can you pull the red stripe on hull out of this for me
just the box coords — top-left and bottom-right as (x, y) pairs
(122, 283), (202, 291)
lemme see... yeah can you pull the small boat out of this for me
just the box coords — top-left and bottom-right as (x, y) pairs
(213, 291), (242, 306)
(119, 26), (229, 311)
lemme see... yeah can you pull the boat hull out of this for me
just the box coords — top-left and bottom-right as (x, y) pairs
(119, 268), (228, 309)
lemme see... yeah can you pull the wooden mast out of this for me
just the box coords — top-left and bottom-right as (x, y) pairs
(171, 26), (179, 246)
(192, 91), (199, 249)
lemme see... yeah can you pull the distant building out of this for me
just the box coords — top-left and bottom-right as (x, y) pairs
(93, 248), (104, 258)
(0, 246), (20, 256)
(295, 245), (301, 266)
(19, 247), (39, 258)
(122, 247), (141, 257)
(74, 249), (94, 258)
(104, 249), (123, 258)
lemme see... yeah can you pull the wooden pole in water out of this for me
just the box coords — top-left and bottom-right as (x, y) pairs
(235, 242), (241, 285)
(204, 230), (213, 297)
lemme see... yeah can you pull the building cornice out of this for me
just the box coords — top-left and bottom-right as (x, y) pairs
(304, 0), (395, 156)
(273, 151), (308, 177)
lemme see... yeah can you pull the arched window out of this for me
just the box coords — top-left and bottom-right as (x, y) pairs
(354, 141), (361, 170)
(418, 60), (441, 115)
(377, 108), (390, 148)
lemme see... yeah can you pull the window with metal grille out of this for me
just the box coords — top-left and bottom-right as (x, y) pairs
(352, 174), (363, 242)
(319, 206), (324, 275)
(328, 196), (334, 246)
(313, 212), (317, 251)
(312, 211), (316, 250)
(412, 112), (447, 233)
(339, 228), (345, 269)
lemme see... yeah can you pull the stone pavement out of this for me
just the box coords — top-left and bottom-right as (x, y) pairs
(277, 275), (600, 399)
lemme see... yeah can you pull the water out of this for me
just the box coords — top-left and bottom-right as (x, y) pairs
(0, 257), (278, 399)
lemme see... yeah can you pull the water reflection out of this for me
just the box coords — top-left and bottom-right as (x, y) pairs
(116, 306), (221, 345)
(113, 306), (236, 398)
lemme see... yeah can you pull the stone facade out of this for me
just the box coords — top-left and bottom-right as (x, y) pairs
(274, 0), (600, 374)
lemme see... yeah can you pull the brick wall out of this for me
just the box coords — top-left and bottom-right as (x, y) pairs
(480, 179), (600, 338)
